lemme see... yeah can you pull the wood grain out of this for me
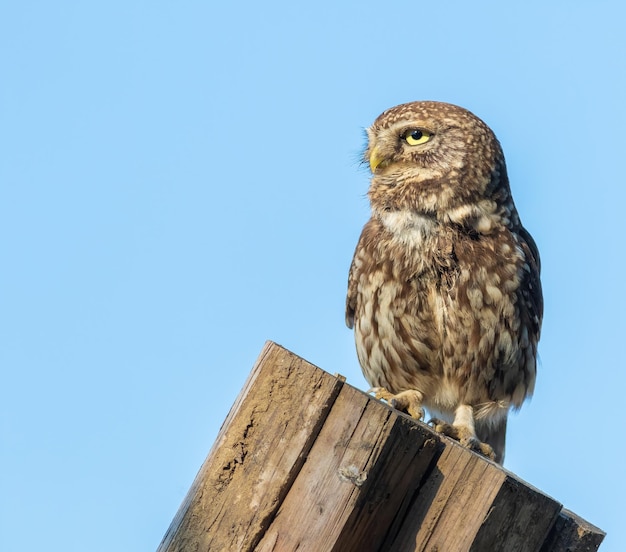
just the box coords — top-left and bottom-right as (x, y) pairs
(540, 509), (606, 552)
(255, 385), (438, 552)
(157, 341), (345, 552)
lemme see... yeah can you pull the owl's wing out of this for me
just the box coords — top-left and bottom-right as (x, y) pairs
(519, 225), (541, 274)
(346, 253), (358, 329)
(346, 223), (373, 329)
(518, 226), (543, 340)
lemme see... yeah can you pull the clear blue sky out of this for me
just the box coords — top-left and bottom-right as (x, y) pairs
(1, 2), (624, 550)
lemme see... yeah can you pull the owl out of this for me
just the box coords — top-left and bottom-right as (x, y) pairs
(346, 101), (542, 464)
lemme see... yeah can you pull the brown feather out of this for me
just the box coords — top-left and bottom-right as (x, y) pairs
(346, 101), (542, 463)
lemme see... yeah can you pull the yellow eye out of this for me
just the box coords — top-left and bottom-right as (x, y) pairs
(404, 129), (432, 146)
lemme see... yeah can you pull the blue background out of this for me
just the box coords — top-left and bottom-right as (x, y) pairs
(2, 2), (623, 550)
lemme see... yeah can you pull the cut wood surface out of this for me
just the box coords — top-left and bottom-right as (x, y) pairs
(540, 509), (607, 552)
(157, 341), (605, 552)
(158, 341), (344, 552)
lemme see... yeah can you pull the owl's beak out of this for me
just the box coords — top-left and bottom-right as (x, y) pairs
(369, 146), (387, 172)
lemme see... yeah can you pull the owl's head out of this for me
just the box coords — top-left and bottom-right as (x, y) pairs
(365, 101), (514, 230)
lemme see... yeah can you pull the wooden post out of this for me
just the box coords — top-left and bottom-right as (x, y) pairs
(157, 341), (605, 552)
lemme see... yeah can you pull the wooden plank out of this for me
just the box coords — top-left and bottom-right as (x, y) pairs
(254, 385), (439, 552)
(470, 474), (561, 551)
(157, 341), (345, 552)
(388, 438), (562, 552)
(387, 442), (507, 551)
(540, 508), (605, 552)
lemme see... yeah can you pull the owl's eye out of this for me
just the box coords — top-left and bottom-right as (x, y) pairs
(404, 129), (432, 146)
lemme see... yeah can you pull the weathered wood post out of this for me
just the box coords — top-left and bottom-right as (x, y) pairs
(157, 341), (605, 552)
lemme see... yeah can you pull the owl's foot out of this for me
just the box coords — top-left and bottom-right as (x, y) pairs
(429, 417), (496, 461)
(369, 387), (425, 420)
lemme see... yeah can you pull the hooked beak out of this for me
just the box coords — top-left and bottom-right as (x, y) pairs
(369, 146), (387, 172)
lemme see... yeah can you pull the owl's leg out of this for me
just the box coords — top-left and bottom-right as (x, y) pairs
(430, 405), (496, 461)
(369, 387), (425, 420)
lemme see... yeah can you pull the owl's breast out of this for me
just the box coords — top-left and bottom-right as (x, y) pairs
(348, 216), (446, 393)
(348, 215), (537, 408)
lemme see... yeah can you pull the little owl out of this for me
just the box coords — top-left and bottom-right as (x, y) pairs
(346, 101), (542, 464)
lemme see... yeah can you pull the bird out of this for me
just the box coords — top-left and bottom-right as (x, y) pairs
(345, 101), (542, 464)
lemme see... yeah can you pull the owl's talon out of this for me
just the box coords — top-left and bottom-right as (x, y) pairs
(469, 440), (496, 461)
(369, 387), (424, 420)
(429, 419), (496, 461)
